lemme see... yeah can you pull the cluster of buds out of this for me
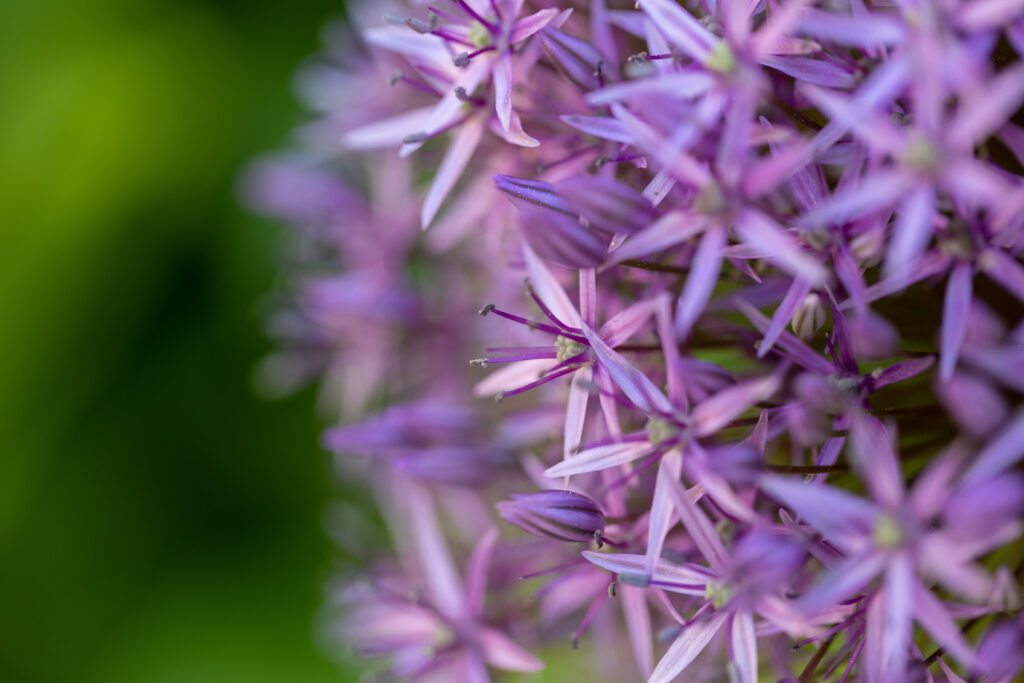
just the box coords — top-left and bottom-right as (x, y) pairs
(247, 0), (1024, 680)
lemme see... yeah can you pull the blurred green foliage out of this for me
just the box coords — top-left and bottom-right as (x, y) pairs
(0, 0), (360, 680)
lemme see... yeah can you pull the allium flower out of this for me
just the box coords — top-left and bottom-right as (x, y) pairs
(248, 0), (1024, 680)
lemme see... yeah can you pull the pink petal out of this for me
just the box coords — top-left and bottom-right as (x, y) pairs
(648, 611), (729, 683)
(560, 113), (634, 144)
(478, 626), (544, 672)
(545, 440), (653, 478)
(622, 586), (654, 677)
(581, 551), (712, 595)
(911, 582), (976, 667)
(665, 452), (730, 569)
(692, 376), (779, 437)
(940, 262), (973, 382)
(564, 365), (592, 461)
(582, 323), (674, 415)
(637, 0), (716, 60)
(797, 552), (886, 617)
(963, 408), (1024, 485)
(676, 226), (726, 341)
(421, 115), (486, 228)
(464, 527), (499, 617)
(342, 106), (436, 149)
(509, 8), (559, 42)
(493, 55), (513, 132)
(405, 482), (466, 621)
(522, 242), (583, 329)
(646, 449), (684, 577)
(730, 610), (758, 683)
(736, 210), (826, 284)
(607, 211), (706, 266)
(759, 476), (878, 554)
(885, 183), (937, 280)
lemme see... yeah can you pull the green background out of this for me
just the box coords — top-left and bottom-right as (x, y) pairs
(0, 0), (361, 680)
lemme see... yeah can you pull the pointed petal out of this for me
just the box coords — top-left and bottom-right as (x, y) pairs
(523, 242), (583, 329)
(545, 440), (653, 477)
(736, 210), (826, 284)
(622, 586), (654, 677)
(730, 611), (758, 683)
(509, 8), (559, 43)
(665, 453), (730, 569)
(676, 226), (725, 341)
(911, 582), (976, 667)
(759, 277), (814, 357)
(885, 183), (937, 280)
(963, 408), (1024, 485)
(940, 262), (973, 382)
(342, 106), (436, 149)
(949, 62), (1024, 148)
(607, 211), (705, 266)
(560, 114), (633, 144)
(564, 365), (592, 461)
(760, 476), (877, 554)
(692, 376), (779, 437)
(493, 55), (513, 132)
(849, 414), (904, 509)
(648, 611), (729, 683)
(421, 115), (486, 228)
(405, 482), (466, 621)
(583, 323), (673, 415)
(581, 551), (712, 595)
(637, 0), (716, 60)
(797, 552), (886, 617)
(646, 450), (683, 577)
(464, 527), (499, 617)
(478, 626), (544, 672)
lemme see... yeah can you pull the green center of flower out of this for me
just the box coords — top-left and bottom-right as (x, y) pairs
(704, 580), (736, 609)
(645, 416), (680, 446)
(904, 135), (942, 173)
(467, 21), (492, 48)
(555, 335), (588, 362)
(704, 41), (736, 74)
(873, 513), (904, 548)
(694, 182), (726, 215)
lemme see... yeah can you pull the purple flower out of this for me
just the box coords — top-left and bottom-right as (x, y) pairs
(498, 489), (605, 543)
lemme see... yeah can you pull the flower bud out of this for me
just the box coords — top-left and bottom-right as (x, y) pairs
(497, 490), (605, 543)
(790, 293), (826, 339)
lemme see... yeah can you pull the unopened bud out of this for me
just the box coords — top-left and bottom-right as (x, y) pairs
(497, 490), (605, 543)
(790, 293), (826, 339)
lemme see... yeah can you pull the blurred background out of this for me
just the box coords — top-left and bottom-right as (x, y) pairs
(0, 0), (363, 680)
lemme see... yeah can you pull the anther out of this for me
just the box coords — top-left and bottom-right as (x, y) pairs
(469, 358), (489, 367)
(388, 69), (404, 87)
(404, 17), (432, 34)
(403, 132), (429, 144)
(453, 52), (471, 67)
(608, 581), (617, 598)
(478, 303), (496, 317)
(494, 392), (506, 403)
(594, 530), (604, 548)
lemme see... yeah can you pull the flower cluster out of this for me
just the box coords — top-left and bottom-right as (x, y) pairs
(247, 0), (1024, 680)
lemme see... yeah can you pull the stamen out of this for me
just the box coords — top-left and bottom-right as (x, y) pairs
(524, 278), (583, 333)
(402, 132), (430, 144)
(453, 45), (497, 66)
(572, 583), (611, 649)
(453, 0), (498, 33)
(495, 365), (580, 401)
(454, 86), (485, 106)
(478, 304), (585, 339)
(426, 6), (464, 25)
(404, 16), (432, 34)
(389, 70), (441, 97)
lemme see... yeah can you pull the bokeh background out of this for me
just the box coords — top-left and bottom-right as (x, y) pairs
(0, 0), (364, 680)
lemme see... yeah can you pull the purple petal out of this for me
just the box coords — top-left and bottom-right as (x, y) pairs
(911, 582), (976, 667)
(885, 183), (937, 280)
(646, 449), (683, 577)
(736, 210), (827, 284)
(730, 611), (758, 683)
(538, 24), (607, 90)
(557, 175), (657, 235)
(519, 204), (607, 268)
(963, 408), (1024, 485)
(666, 451), (730, 568)
(869, 355), (935, 390)
(648, 611), (729, 683)
(936, 371), (1009, 438)
(797, 552), (886, 617)
(421, 115), (486, 228)
(949, 62), (1024, 148)
(405, 482), (466, 621)
(798, 8), (906, 46)
(582, 323), (673, 415)
(759, 277), (814, 357)
(560, 114), (633, 144)
(692, 376), (779, 438)
(522, 242), (583, 329)
(586, 72), (715, 105)
(622, 586), (654, 677)
(940, 262), (974, 382)
(493, 54), (513, 132)
(581, 551), (712, 595)
(545, 440), (653, 478)
(637, 0), (716, 61)
(564, 365), (592, 461)
(478, 626), (545, 672)
(676, 226), (726, 341)
(762, 55), (856, 88)
(607, 211), (706, 265)
(849, 413), (904, 509)
(341, 106), (435, 149)
(464, 527), (498, 616)
(509, 8), (559, 43)
(494, 174), (575, 214)
(979, 248), (1024, 304)
(760, 476), (877, 554)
